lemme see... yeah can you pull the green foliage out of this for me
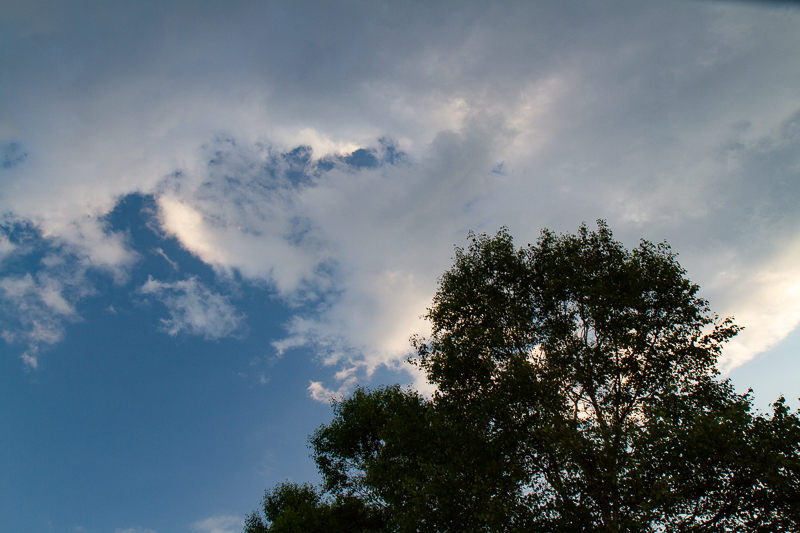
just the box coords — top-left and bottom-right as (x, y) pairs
(243, 481), (386, 533)
(247, 222), (800, 532)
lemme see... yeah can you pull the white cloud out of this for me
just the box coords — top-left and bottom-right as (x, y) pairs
(154, 141), (332, 298)
(308, 379), (352, 404)
(20, 352), (39, 370)
(1, 273), (75, 317)
(0, 222), (135, 369)
(712, 236), (800, 372)
(0, 269), (84, 368)
(114, 528), (157, 533)
(153, 122), (502, 394)
(140, 276), (246, 340)
(191, 515), (241, 533)
(153, 247), (179, 271)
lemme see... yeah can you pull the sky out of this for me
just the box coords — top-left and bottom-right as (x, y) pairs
(1, 0), (799, 531)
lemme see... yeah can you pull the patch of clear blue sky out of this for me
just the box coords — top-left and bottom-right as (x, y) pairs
(729, 325), (800, 413)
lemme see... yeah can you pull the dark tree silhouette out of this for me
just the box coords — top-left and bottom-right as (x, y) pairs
(246, 222), (800, 532)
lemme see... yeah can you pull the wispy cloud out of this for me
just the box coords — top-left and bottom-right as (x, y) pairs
(0, 215), (140, 367)
(0, 254), (87, 369)
(153, 247), (179, 271)
(191, 515), (241, 533)
(140, 276), (246, 340)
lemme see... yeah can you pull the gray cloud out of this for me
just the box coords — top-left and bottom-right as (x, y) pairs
(1, 1), (799, 385)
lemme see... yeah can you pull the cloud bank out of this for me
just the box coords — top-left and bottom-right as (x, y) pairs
(1, 1), (799, 395)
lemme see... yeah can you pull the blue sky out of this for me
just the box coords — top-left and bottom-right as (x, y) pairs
(2, 1), (800, 532)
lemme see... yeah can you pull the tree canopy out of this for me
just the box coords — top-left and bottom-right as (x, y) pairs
(244, 222), (800, 533)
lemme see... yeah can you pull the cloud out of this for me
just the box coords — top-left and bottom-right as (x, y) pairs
(0, 217), (138, 368)
(0, 232), (17, 260)
(712, 235), (800, 372)
(308, 365), (363, 403)
(1, 1), (800, 383)
(0, 231), (92, 368)
(191, 515), (241, 533)
(308, 380), (348, 403)
(114, 528), (157, 533)
(139, 276), (246, 340)
(152, 124), (504, 395)
(154, 141), (334, 298)
(153, 247), (179, 271)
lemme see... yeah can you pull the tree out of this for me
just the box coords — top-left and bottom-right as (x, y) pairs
(243, 481), (386, 533)
(247, 222), (800, 532)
